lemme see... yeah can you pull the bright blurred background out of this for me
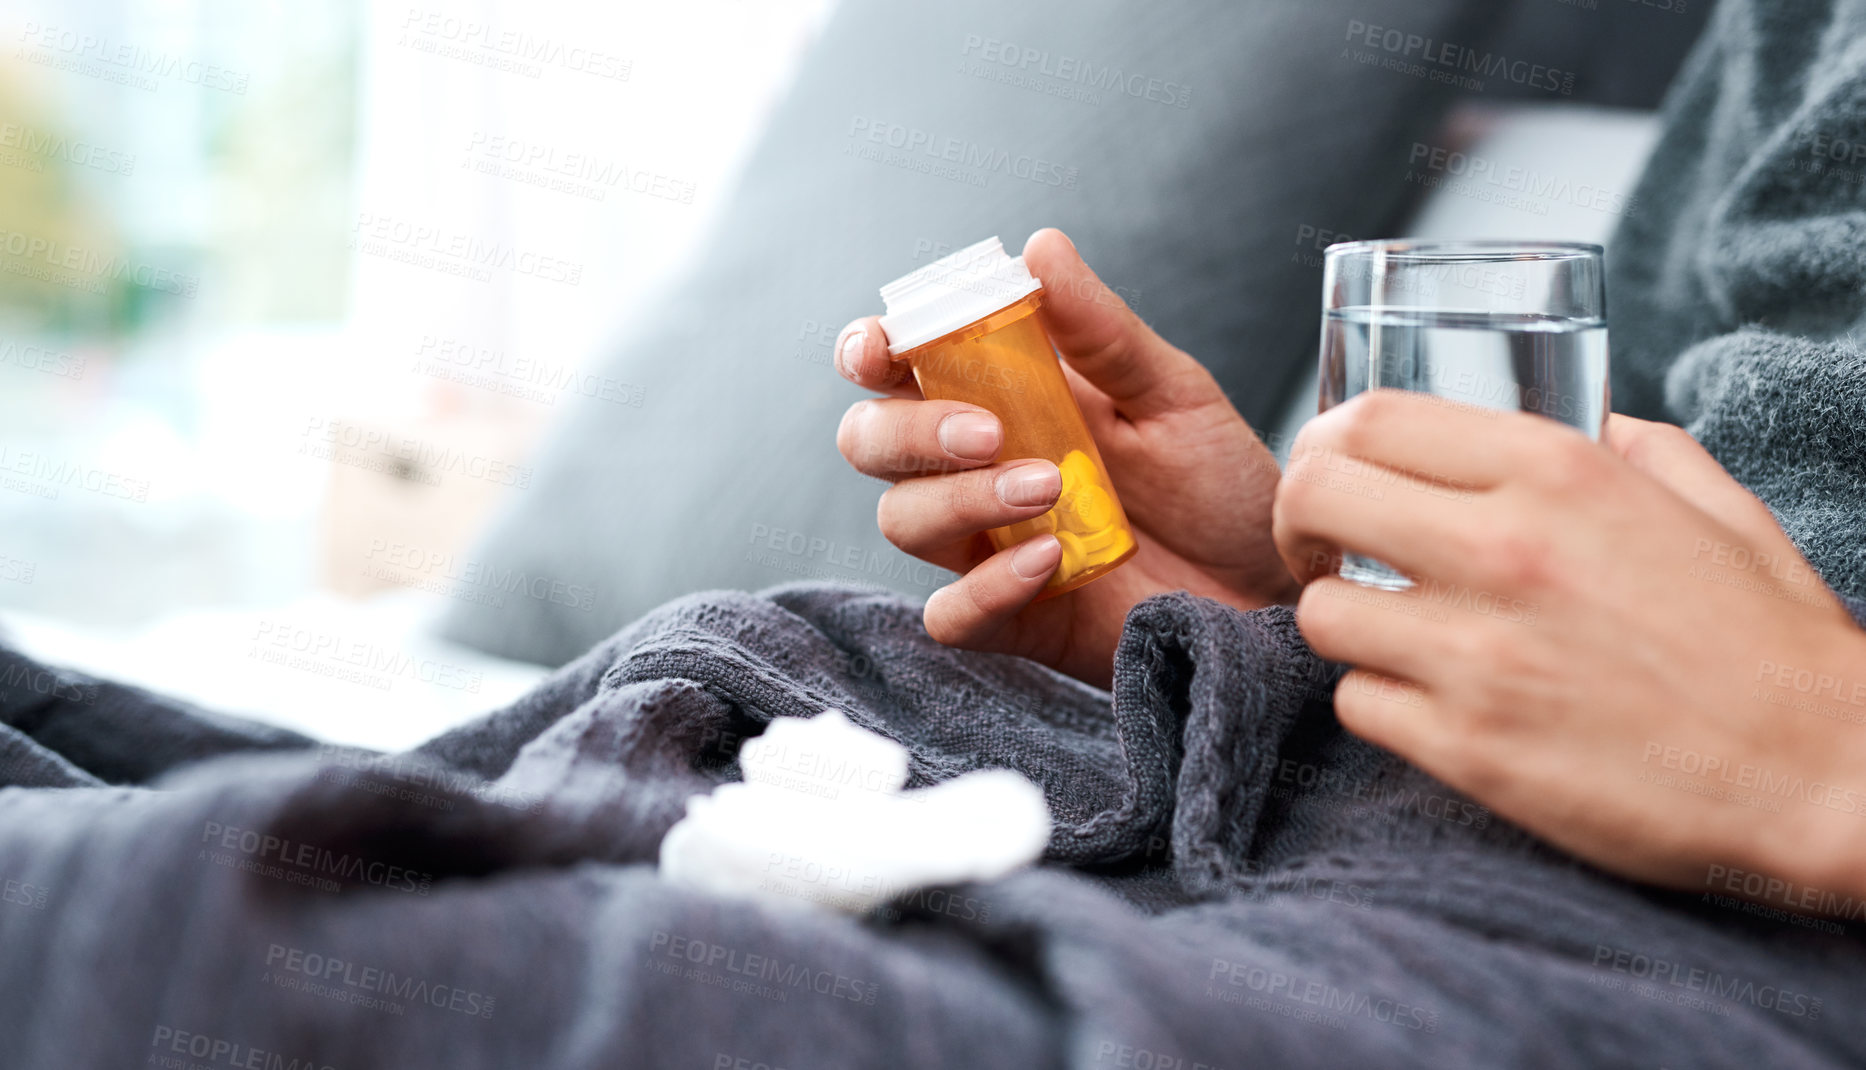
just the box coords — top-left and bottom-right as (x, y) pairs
(0, 0), (832, 745)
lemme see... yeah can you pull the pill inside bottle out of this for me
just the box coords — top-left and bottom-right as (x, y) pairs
(877, 237), (1137, 598)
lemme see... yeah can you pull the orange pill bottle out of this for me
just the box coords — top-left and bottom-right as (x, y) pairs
(878, 237), (1137, 597)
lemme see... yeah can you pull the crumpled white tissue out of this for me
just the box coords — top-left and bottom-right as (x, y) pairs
(657, 710), (1051, 913)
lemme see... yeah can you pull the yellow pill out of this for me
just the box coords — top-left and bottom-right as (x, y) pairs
(1058, 450), (1114, 530)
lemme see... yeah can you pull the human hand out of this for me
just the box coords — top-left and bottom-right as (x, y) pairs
(1273, 392), (1866, 905)
(833, 228), (1297, 689)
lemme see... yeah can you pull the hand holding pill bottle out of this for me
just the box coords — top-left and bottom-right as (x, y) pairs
(878, 237), (1137, 596)
(835, 229), (1293, 688)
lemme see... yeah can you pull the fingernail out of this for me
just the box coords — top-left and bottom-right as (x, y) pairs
(937, 411), (1002, 461)
(836, 330), (865, 378)
(996, 462), (1060, 507)
(1011, 535), (1062, 580)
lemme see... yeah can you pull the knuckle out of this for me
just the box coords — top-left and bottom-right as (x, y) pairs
(1438, 621), (1493, 675)
(1269, 510), (1302, 568)
(879, 407), (921, 471)
(851, 401), (917, 473)
(1424, 723), (1495, 795)
(1294, 582), (1350, 653)
(921, 598), (968, 648)
(943, 467), (995, 510)
(1460, 689), (1512, 740)
(1075, 329), (1135, 378)
(1534, 433), (1602, 493)
(1474, 519), (1556, 592)
(1437, 523), (1490, 579)
(924, 577), (999, 649)
(1333, 670), (1419, 739)
(1295, 580), (1333, 622)
(835, 401), (869, 464)
(1287, 431), (1333, 472)
(1335, 391), (1401, 456)
(868, 405), (945, 474)
(1273, 459), (1319, 517)
(876, 474), (986, 547)
(962, 574), (1003, 622)
(873, 487), (912, 547)
(1156, 358), (1225, 413)
(1331, 676), (1379, 732)
(1440, 633), (1519, 726)
(954, 469), (1003, 516)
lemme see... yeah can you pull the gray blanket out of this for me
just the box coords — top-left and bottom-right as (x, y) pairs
(4, 581), (1865, 1069)
(7, 0), (1866, 1067)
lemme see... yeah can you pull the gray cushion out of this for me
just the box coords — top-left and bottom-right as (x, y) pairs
(440, 0), (1709, 665)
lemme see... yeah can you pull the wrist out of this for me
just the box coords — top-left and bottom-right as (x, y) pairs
(1753, 623), (1866, 904)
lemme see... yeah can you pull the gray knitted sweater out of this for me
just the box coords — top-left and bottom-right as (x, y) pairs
(1610, 0), (1866, 597)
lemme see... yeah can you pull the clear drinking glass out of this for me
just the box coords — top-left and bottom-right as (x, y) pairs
(1317, 240), (1609, 590)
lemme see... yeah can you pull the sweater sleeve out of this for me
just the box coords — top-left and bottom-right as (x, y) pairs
(1604, 0), (1866, 599)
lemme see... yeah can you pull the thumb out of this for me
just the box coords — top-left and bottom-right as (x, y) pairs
(1604, 414), (1786, 548)
(1021, 228), (1225, 421)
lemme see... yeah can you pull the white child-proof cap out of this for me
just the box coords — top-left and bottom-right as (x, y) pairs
(876, 236), (1043, 356)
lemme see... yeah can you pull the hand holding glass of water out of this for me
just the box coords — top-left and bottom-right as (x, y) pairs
(1317, 240), (1609, 590)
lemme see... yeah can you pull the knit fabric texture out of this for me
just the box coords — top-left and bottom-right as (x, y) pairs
(2, 581), (1864, 1068)
(1609, 0), (1866, 595)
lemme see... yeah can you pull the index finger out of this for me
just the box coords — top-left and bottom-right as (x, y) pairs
(835, 316), (922, 399)
(1294, 390), (1561, 490)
